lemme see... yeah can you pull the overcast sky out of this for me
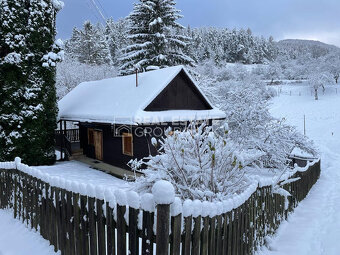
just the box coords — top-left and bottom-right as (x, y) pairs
(57, 0), (340, 46)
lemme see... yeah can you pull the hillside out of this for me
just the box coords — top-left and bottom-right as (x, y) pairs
(277, 39), (340, 60)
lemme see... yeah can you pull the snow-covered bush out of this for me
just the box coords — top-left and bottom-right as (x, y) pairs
(198, 72), (317, 170)
(130, 122), (249, 201)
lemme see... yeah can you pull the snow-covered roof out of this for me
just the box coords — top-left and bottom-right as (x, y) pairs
(58, 65), (226, 125)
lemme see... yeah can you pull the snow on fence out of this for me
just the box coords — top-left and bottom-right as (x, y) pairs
(0, 158), (321, 255)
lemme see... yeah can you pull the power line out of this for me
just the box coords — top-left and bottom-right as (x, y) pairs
(95, 0), (109, 19)
(89, 0), (107, 23)
(86, 0), (102, 23)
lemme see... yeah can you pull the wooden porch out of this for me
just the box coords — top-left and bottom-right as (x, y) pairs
(69, 154), (142, 180)
(55, 121), (141, 180)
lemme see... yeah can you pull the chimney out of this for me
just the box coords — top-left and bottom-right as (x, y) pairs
(136, 69), (138, 87)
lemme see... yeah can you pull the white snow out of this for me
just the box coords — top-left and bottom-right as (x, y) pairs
(151, 180), (175, 205)
(182, 199), (193, 217)
(140, 193), (155, 212)
(127, 191), (140, 209)
(35, 161), (131, 194)
(257, 83), (340, 255)
(170, 197), (183, 216)
(191, 200), (202, 218)
(114, 189), (128, 206)
(0, 210), (58, 255)
(52, 0), (64, 11)
(201, 201), (211, 217)
(58, 65), (226, 125)
(290, 147), (315, 159)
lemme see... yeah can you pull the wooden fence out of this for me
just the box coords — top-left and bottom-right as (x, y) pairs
(0, 160), (320, 255)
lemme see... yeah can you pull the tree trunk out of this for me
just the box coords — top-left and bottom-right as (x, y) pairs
(314, 88), (318, 100)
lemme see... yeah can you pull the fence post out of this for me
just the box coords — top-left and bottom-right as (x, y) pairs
(156, 204), (171, 255)
(152, 181), (175, 255)
(115, 190), (127, 255)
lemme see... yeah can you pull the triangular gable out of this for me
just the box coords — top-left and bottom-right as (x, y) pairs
(144, 70), (212, 111)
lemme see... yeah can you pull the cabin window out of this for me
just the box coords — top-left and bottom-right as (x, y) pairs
(122, 133), (133, 156)
(88, 128), (94, 146)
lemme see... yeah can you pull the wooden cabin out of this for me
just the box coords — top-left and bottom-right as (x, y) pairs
(58, 66), (226, 170)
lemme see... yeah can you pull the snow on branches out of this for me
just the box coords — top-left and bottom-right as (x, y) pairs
(42, 39), (64, 67)
(119, 0), (194, 75)
(308, 72), (334, 100)
(130, 122), (250, 202)
(197, 68), (317, 171)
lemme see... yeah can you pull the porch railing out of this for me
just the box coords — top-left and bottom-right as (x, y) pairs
(55, 129), (80, 143)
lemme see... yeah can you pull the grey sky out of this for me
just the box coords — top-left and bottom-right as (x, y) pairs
(57, 0), (340, 46)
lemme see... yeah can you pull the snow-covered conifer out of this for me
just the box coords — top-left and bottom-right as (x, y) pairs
(0, 0), (64, 165)
(66, 21), (112, 65)
(105, 18), (129, 64)
(119, 0), (194, 75)
(0, 0), (28, 161)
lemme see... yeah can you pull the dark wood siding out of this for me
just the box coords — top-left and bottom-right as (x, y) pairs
(78, 121), (212, 170)
(144, 70), (212, 111)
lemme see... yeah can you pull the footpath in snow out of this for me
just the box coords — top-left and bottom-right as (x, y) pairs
(0, 210), (58, 255)
(258, 85), (340, 255)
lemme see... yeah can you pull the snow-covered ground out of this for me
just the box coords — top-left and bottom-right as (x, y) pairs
(258, 84), (340, 255)
(36, 161), (131, 191)
(0, 210), (58, 255)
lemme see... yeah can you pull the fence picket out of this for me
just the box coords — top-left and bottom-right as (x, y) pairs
(182, 216), (192, 255)
(128, 207), (139, 255)
(96, 199), (106, 255)
(200, 216), (209, 255)
(80, 194), (89, 255)
(73, 192), (81, 255)
(117, 204), (127, 255)
(170, 214), (181, 255)
(106, 204), (115, 255)
(192, 216), (201, 254)
(141, 210), (154, 255)
(88, 197), (98, 255)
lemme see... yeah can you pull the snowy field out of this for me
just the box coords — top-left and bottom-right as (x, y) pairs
(258, 84), (340, 255)
(0, 210), (58, 255)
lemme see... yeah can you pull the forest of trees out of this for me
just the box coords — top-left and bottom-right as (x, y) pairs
(65, 19), (277, 68)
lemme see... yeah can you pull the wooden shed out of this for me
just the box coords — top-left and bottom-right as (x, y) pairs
(58, 65), (226, 170)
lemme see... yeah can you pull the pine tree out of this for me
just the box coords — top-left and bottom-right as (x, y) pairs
(119, 0), (194, 75)
(65, 27), (82, 59)
(0, 0), (64, 165)
(105, 18), (129, 64)
(66, 21), (112, 65)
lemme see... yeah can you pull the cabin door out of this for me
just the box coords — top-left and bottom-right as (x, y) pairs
(93, 130), (103, 161)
